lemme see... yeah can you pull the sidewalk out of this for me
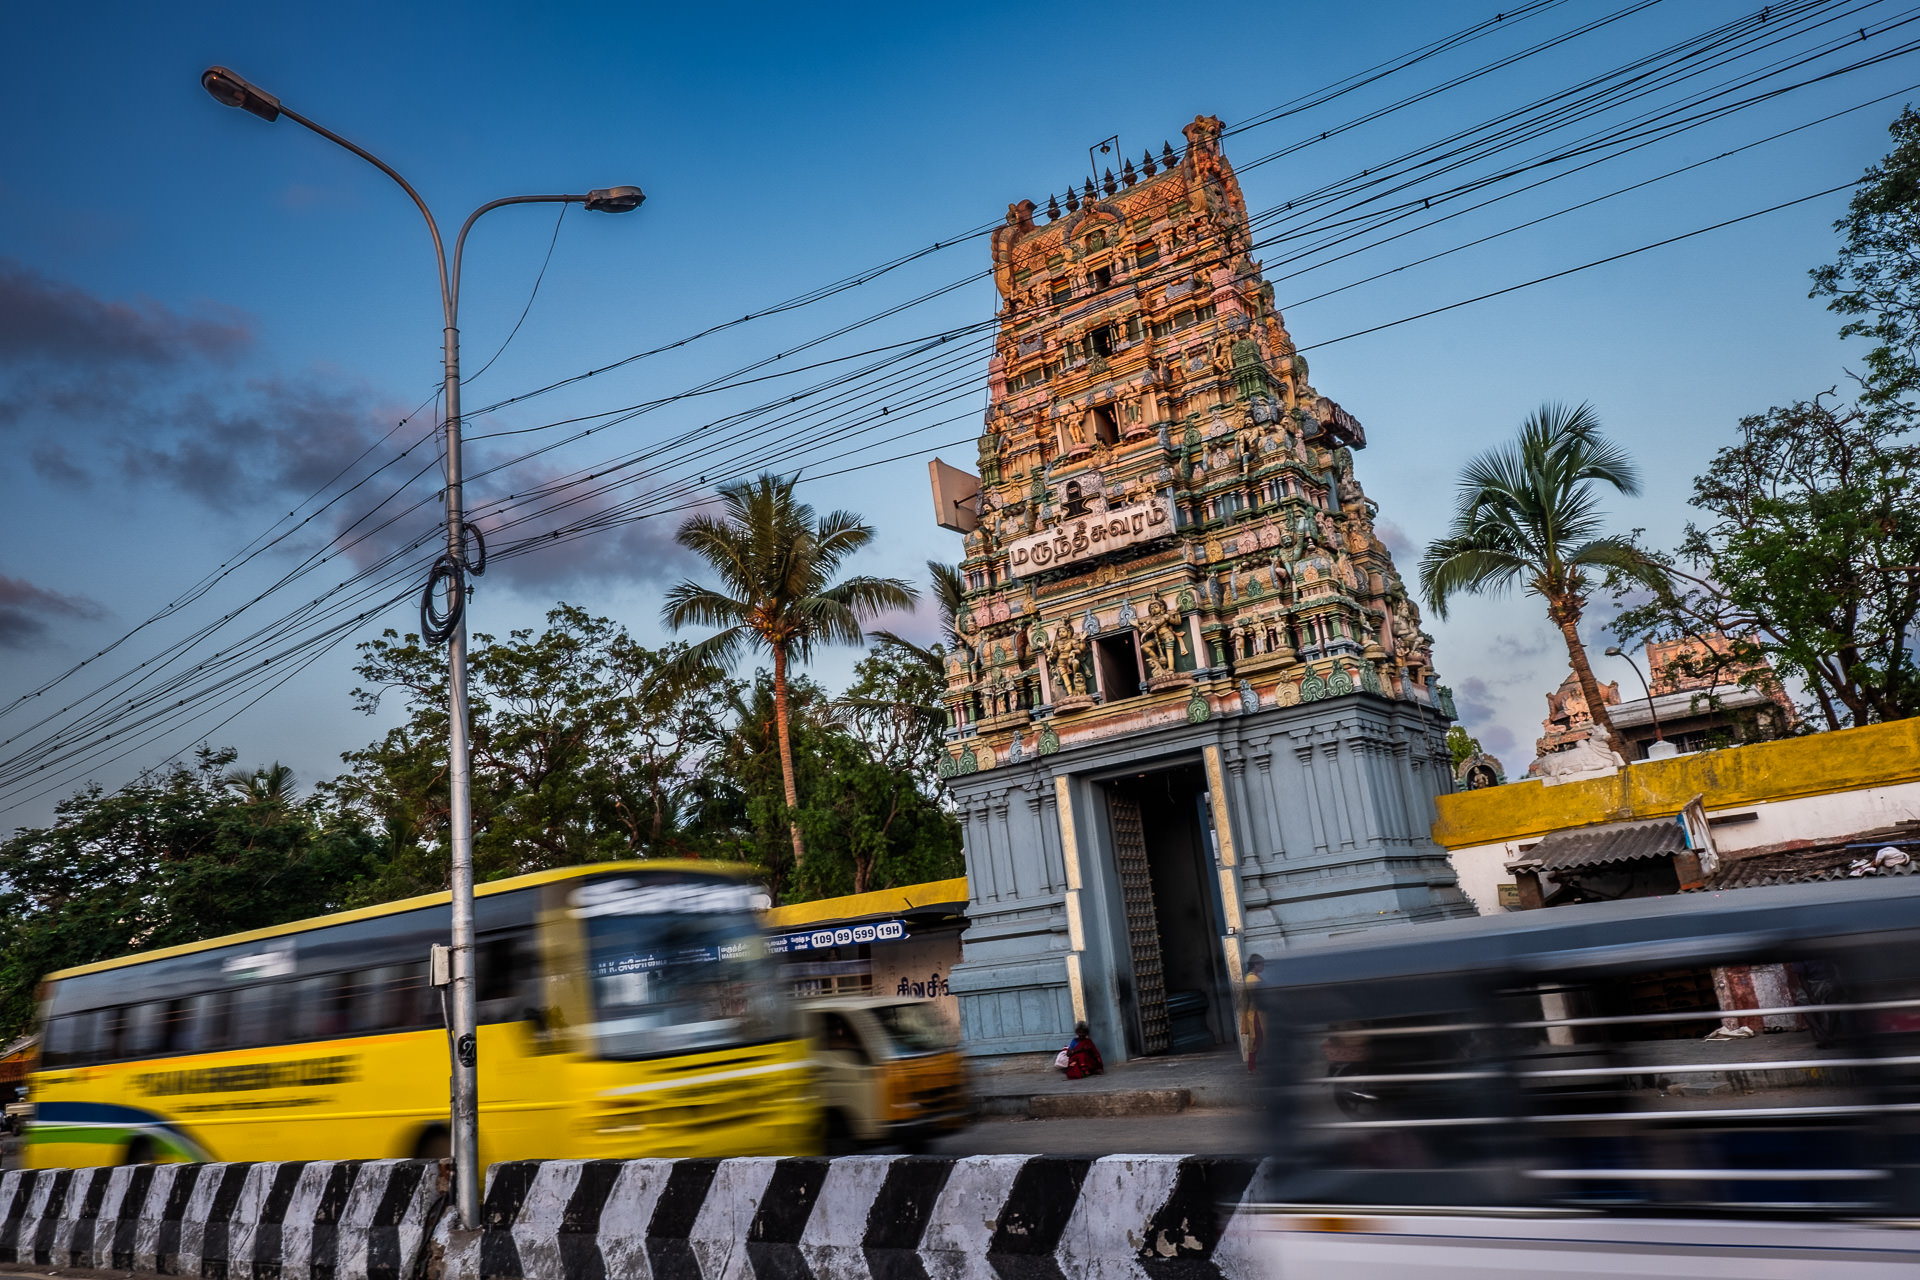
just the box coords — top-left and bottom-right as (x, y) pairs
(968, 1045), (1254, 1118)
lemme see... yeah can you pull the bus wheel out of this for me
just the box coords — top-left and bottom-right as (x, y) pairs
(412, 1127), (451, 1161)
(122, 1136), (156, 1166)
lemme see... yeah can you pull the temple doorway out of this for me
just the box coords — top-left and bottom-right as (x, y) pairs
(1101, 763), (1232, 1057)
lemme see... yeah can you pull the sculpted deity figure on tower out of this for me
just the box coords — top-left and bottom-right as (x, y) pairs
(1045, 621), (1090, 698)
(1142, 599), (1188, 678)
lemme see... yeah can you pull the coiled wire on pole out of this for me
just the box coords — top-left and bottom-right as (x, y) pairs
(420, 522), (486, 645)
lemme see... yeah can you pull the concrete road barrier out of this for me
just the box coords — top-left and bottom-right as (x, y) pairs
(1, 1155), (1270, 1279)
(0, 1159), (445, 1279)
(431, 1154), (1267, 1280)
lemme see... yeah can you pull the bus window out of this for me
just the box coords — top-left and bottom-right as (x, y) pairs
(125, 1003), (165, 1058)
(191, 990), (232, 1050)
(583, 906), (787, 1060)
(347, 967), (397, 1033)
(288, 975), (351, 1042)
(384, 963), (431, 1029)
(99, 1006), (130, 1061)
(69, 1009), (102, 1064)
(232, 984), (278, 1047)
(42, 1015), (77, 1068)
(155, 998), (195, 1054)
(478, 933), (533, 1022)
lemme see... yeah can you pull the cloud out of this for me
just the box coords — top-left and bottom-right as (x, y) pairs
(1454, 674), (1501, 725)
(118, 375), (403, 506)
(30, 441), (88, 488)
(1374, 518), (1416, 560)
(1451, 674), (1523, 764)
(1479, 723), (1518, 756)
(321, 450), (699, 597)
(0, 262), (711, 598)
(0, 573), (106, 649)
(0, 260), (414, 516)
(0, 257), (250, 369)
(860, 601), (936, 647)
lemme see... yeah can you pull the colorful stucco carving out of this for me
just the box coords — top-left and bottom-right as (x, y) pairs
(940, 116), (1444, 771)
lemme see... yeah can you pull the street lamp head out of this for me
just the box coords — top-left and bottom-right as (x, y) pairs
(202, 67), (281, 122)
(1604, 646), (1625, 657)
(584, 186), (645, 213)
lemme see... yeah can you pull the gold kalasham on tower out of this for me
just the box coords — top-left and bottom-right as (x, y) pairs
(932, 117), (1471, 1062)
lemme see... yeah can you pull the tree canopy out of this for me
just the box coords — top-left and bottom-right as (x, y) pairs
(1420, 402), (1665, 758)
(0, 601), (962, 1040)
(663, 473), (916, 871)
(1615, 108), (1920, 730)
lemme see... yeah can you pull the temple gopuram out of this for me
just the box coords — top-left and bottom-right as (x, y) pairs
(933, 117), (1471, 1063)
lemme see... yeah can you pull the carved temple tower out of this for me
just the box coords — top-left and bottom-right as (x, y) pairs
(934, 117), (1470, 1062)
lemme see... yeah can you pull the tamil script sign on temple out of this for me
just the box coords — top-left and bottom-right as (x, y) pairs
(1007, 496), (1174, 578)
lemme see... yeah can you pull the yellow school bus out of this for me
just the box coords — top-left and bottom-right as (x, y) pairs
(23, 861), (818, 1167)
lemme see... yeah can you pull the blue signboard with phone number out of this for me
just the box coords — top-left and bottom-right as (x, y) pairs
(766, 919), (906, 953)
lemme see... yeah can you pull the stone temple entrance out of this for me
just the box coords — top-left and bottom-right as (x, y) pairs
(931, 117), (1473, 1063)
(1101, 764), (1230, 1057)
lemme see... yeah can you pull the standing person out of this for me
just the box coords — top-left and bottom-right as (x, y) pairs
(1242, 954), (1267, 1073)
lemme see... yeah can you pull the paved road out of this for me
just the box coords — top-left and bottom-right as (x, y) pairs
(928, 1107), (1264, 1156)
(0, 1113), (1265, 1168)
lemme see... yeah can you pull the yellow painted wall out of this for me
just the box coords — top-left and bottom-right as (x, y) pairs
(1432, 719), (1920, 850)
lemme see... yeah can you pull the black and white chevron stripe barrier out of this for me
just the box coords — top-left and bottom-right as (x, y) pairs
(0, 1159), (444, 1279)
(432, 1154), (1270, 1280)
(0, 1155), (1271, 1279)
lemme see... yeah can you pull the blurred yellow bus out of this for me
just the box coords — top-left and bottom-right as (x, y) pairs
(23, 861), (817, 1167)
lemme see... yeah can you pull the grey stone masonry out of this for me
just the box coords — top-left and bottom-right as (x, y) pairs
(947, 688), (1472, 1060)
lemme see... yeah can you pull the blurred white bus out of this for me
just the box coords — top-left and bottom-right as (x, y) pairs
(1249, 874), (1920, 1277)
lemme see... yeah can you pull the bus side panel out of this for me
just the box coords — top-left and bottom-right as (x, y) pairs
(26, 1029), (448, 1166)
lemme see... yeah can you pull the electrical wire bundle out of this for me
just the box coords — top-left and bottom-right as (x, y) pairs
(1, 0), (1914, 816)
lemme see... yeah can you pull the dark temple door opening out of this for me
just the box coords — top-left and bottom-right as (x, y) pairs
(1102, 763), (1230, 1057)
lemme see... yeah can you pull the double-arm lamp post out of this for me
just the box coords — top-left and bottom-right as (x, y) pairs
(201, 67), (643, 1229)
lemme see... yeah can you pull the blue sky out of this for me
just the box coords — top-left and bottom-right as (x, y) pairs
(2, 0), (1914, 824)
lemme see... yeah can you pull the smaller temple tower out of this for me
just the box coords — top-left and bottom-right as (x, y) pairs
(935, 119), (1470, 1063)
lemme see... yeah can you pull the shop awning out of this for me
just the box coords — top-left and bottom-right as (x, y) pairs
(762, 876), (969, 931)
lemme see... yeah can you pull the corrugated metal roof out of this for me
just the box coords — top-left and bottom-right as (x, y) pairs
(1511, 817), (1687, 873)
(1712, 857), (1919, 890)
(1701, 839), (1920, 891)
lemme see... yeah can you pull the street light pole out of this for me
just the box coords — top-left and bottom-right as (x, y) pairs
(201, 67), (642, 1229)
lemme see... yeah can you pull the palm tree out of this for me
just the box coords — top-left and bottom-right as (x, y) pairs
(1419, 402), (1665, 761)
(223, 762), (298, 809)
(663, 474), (916, 869)
(866, 560), (964, 670)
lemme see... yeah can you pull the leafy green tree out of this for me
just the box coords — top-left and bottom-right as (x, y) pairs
(1612, 396), (1920, 729)
(328, 605), (739, 897)
(836, 635), (951, 790)
(1445, 726), (1483, 767)
(1420, 403), (1665, 759)
(708, 660), (962, 902)
(663, 474), (915, 871)
(1811, 105), (1920, 407)
(790, 733), (964, 898)
(1611, 109), (1920, 731)
(0, 748), (380, 1038)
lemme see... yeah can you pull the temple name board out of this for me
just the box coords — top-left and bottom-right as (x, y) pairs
(1007, 497), (1174, 578)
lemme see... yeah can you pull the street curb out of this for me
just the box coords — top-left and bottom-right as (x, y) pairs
(978, 1085), (1259, 1118)
(1027, 1088), (1191, 1118)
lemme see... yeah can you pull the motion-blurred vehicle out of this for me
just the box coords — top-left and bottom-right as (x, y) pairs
(1249, 874), (1920, 1276)
(801, 996), (970, 1152)
(24, 862), (817, 1168)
